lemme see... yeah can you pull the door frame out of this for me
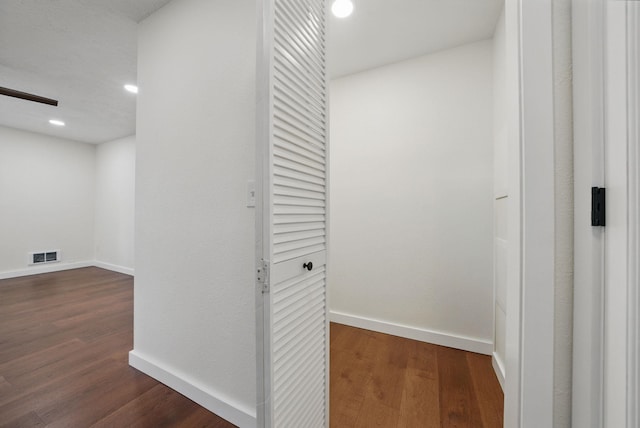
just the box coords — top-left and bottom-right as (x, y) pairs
(572, 0), (606, 426)
(255, 0), (274, 425)
(628, 6), (640, 425)
(603, 2), (640, 427)
(503, 0), (557, 426)
(572, 1), (640, 427)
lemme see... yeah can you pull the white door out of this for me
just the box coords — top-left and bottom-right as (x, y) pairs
(256, 0), (329, 427)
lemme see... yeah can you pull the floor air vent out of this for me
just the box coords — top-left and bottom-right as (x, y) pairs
(29, 250), (61, 265)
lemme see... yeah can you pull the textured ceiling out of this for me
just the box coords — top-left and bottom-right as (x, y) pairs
(0, 0), (502, 144)
(0, 0), (171, 144)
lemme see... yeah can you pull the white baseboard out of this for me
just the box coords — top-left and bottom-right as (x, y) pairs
(129, 350), (256, 428)
(0, 261), (134, 280)
(93, 261), (134, 276)
(0, 261), (94, 280)
(492, 352), (505, 391)
(330, 310), (493, 355)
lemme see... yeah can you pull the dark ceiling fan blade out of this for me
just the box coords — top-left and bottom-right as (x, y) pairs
(0, 86), (58, 106)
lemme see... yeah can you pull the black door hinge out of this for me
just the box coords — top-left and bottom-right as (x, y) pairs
(591, 187), (606, 226)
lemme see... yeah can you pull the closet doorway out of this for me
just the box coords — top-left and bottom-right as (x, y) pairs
(327, 0), (505, 426)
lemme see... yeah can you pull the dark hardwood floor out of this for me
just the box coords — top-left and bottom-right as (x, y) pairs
(0, 267), (503, 427)
(330, 324), (504, 428)
(0, 267), (233, 428)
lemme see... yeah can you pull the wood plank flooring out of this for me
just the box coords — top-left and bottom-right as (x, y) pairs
(0, 267), (233, 428)
(330, 323), (504, 428)
(0, 267), (503, 427)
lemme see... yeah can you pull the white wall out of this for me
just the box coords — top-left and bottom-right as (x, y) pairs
(131, 0), (257, 427)
(329, 40), (495, 354)
(94, 135), (135, 275)
(492, 7), (507, 388)
(0, 126), (95, 277)
(0, 128), (136, 279)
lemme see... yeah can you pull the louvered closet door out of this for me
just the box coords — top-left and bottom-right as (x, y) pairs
(257, 0), (328, 427)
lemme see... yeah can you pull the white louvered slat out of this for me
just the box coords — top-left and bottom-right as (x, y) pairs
(273, 246), (326, 264)
(275, 168), (325, 187)
(274, 119), (325, 152)
(274, 233), (325, 248)
(274, 71), (325, 114)
(274, 157), (325, 179)
(274, 118), (324, 150)
(276, 1), (325, 52)
(275, 130), (326, 163)
(274, 175), (325, 193)
(273, 19), (325, 87)
(273, 215), (325, 226)
(274, 97), (326, 136)
(273, 194), (325, 207)
(273, 24), (324, 76)
(261, 0), (327, 426)
(274, 319), (324, 372)
(276, 354), (324, 419)
(272, 270), (326, 426)
(274, 187), (324, 201)
(275, 93), (325, 133)
(273, 205), (324, 215)
(274, 90), (324, 126)
(274, 228), (325, 244)
(274, 52), (324, 101)
(275, 221), (325, 235)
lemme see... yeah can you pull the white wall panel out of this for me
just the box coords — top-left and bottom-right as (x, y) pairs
(0, 126), (95, 276)
(94, 135), (135, 274)
(131, 1), (257, 425)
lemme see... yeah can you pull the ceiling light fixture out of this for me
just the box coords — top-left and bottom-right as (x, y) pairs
(124, 84), (139, 94)
(49, 119), (65, 126)
(331, 0), (354, 18)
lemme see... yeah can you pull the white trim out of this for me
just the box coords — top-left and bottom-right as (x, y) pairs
(0, 261), (134, 281)
(128, 351), (256, 428)
(504, 0), (557, 426)
(603, 3), (635, 426)
(503, 0), (524, 425)
(571, 0), (606, 426)
(255, 0), (273, 425)
(329, 311), (493, 355)
(93, 260), (134, 276)
(626, 3), (639, 426)
(323, 2), (331, 426)
(519, 0), (556, 421)
(0, 260), (94, 280)
(492, 352), (506, 391)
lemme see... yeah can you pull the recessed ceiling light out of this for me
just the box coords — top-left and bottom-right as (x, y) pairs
(124, 84), (139, 94)
(49, 119), (65, 127)
(331, 0), (354, 18)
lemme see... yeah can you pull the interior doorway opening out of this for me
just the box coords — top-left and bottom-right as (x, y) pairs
(326, 0), (506, 425)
